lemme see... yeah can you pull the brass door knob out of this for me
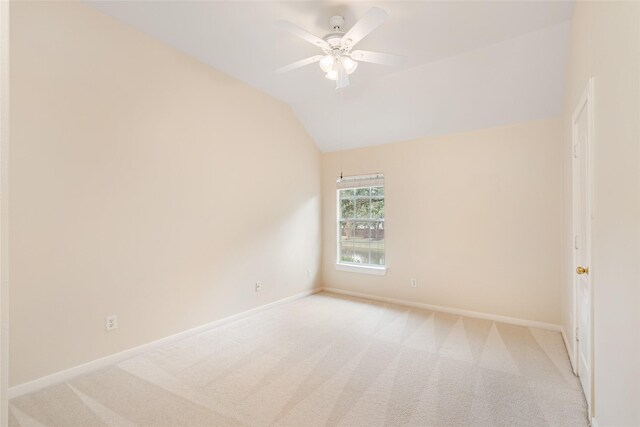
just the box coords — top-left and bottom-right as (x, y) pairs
(576, 266), (589, 275)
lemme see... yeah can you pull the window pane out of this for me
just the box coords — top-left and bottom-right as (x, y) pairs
(355, 198), (371, 219)
(339, 221), (356, 263)
(371, 198), (384, 219)
(340, 189), (355, 198)
(370, 221), (385, 265)
(371, 186), (384, 197)
(337, 179), (384, 268)
(355, 187), (370, 197)
(340, 198), (354, 219)
(353, 222), (371, 264)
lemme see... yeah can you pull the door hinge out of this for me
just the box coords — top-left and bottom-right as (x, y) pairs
(576, 327), (580, 342)
(574, 234), (579, 250)
(573, 144), (578, 158)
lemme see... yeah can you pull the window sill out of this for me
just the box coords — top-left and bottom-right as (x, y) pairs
(336, 263), (387, 276)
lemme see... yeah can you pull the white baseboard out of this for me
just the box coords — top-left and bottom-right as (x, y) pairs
(8, 288), (321, 399)
(321, 287), (562, 332)
(591, 417), (599, 427)
(561, 327), (577, 374)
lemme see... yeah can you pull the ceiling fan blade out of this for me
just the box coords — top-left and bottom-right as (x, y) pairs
(276, 55), (323, 73)
(275, 20), (329, 50)
(341, 7), (389, 49)
(350, 50), (407, 67)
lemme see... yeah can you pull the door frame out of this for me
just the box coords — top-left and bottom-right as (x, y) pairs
(0, 0), (8, 425)
(0, 1), (8, 425)
(571, 77), (595, 419)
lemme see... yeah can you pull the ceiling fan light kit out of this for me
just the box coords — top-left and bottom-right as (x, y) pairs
(275, 7), (407, 89)
(319, 55), (335, 72)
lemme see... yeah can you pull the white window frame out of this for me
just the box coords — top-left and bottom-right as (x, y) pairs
(335, 174), (387, 275)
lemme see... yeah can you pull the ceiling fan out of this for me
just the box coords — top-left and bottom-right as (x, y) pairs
(275, 8), (407, 89)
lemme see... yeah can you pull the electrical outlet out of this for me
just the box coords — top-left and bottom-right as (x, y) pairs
(410, 278), (417, 288)
(105, 315), (118, 331)
(255, 281), (262, 292)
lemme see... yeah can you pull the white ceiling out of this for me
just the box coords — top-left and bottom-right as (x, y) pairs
(85, 1), (573, 152)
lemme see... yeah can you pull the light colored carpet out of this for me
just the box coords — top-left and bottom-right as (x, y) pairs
(10, 291), (588, 427)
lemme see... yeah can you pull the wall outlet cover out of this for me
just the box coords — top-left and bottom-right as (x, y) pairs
(105, 315), (118, 331)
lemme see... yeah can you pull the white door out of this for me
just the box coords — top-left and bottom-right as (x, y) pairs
(572, 79), (593, 414)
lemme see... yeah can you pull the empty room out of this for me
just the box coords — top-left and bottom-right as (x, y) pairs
(0, 0), (639, 426)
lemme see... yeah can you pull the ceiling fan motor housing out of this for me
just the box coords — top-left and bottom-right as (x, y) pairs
(323, 33), (345, 49)
(325, 16), (350, 51)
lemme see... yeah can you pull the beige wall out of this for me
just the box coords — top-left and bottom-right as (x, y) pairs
(561, 2), (640, 425)
(322, 119), (563, 325)
(9, 2), (321, 386)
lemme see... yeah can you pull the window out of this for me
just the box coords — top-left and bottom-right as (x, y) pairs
(337, 174), (385, 273)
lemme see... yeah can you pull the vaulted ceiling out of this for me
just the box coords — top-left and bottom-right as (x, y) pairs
(86, 1), (573, 152)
